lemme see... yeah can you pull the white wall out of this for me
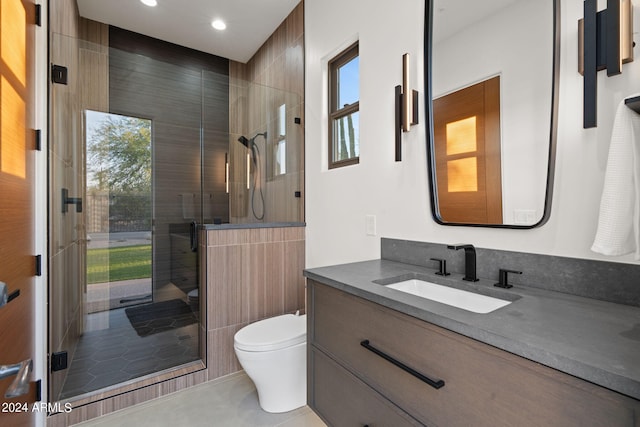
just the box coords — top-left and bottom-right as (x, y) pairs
(305, 0), (640, 268)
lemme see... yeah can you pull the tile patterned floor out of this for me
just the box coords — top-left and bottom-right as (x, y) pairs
(75, 372), (327, 427)
(60, 306), (200, 399)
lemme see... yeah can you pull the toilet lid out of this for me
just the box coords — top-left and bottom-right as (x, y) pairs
(234, 314), (306, 352)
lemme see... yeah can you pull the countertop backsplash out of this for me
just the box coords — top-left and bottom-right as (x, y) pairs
(381, 238), (640, 308)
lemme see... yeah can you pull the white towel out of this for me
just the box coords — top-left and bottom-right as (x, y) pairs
(591, 97), (640, 260)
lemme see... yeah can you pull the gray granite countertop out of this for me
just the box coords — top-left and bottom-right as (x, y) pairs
(304, 259), (640, 400)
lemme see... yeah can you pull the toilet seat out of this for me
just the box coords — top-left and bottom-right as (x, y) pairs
(234, 314), (306, 352)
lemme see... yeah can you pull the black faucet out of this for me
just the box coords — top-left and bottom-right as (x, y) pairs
(447, 244), (479, 282)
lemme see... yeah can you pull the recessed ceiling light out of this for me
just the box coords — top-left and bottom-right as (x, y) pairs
(211, 19), (226, 31)
(140, 0), (157, 7)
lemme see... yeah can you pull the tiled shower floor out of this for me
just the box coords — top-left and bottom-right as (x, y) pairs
(60, 306), (199, 399)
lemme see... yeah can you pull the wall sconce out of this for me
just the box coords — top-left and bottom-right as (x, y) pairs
(579, 0), (634, 128)
(225, 153), (229, 194)
(395, 53), (419, 161)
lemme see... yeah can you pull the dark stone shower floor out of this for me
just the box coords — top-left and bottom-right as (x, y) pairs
(59, 306), (199, 399)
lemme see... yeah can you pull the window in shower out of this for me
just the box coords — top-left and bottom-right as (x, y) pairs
(274, 103), (287, 176)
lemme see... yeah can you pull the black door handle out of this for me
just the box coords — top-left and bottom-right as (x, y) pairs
(0, 282), (20, 308)
(190, 220), (198, 252)
(360, 340), (445, 389)
(61, 188), (82, 213)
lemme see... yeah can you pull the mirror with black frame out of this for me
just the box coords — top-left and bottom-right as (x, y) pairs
(426, 0), (559, 227)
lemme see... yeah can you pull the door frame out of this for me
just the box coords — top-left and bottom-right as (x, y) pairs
(0, 0), (47, 425)
(34, 0), (48, 422)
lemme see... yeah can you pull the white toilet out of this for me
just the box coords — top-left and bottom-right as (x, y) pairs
(233, 313), (307, 413)
(187, 288), (199, 312)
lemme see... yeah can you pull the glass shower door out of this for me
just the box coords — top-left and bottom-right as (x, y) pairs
(49, 33), (205, 403)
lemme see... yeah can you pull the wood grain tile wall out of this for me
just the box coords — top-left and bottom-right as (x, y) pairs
(203, 226), (306, 378)
(229, 2), (305, 224)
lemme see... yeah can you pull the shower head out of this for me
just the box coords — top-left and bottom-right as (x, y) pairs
(237, 135), (258, 165)
(237, 135), (250, 148)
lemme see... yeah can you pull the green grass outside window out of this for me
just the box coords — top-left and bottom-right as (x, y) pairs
(87, 244), (151, 284)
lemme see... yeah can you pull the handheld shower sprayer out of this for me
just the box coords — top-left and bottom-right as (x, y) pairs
(237, 135), (250, 148)
(237, 132), (267, 164)
(235, 132), (267, 220)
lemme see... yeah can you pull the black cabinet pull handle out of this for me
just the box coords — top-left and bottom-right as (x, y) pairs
(360, 340), (445, 390)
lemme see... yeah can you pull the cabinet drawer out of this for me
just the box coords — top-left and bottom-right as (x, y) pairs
(309, 280), (640, 427)
(310, 346), (420, 427)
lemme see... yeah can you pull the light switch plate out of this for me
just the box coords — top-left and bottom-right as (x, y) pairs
(513, 209), (537, 225)
(365, 215), (377, 236)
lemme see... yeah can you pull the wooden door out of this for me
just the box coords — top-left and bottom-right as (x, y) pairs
(0, 0), (38, 425)
(433, 76), (503, 224)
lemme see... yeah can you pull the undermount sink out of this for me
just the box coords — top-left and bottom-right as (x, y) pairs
(386, 279), (511, 314)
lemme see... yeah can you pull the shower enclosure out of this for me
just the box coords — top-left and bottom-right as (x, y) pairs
(49, 27), (304, 404)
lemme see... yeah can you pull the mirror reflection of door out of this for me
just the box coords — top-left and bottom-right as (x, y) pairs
(430, 0), (555, 227)
(433, 76), (503, 224)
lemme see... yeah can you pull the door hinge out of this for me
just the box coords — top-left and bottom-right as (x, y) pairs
(35, 4), (42, 27)
(34, 129), (42, 151)
(35, 379), (42, 402)
(35, 255), (42, 276)
(51, 351), (68, 372)
(51, 65), (68, 85)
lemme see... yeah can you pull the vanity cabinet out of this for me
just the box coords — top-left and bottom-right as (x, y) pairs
(307, 279), (640, 426)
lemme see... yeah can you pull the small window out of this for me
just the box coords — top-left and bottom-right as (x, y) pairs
(328, 42), (359, 169)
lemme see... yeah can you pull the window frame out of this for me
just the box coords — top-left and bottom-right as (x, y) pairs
(328, 42), (360, 169)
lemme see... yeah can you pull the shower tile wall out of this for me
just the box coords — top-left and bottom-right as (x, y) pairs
(205, 226), (306, 378)
(229, 2), (305, 224)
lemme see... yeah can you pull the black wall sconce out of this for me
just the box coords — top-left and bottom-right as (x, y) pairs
(579, 0), (634, 128)
(395, 53), (419, 161)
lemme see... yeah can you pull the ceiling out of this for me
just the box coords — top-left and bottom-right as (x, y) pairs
(76, 0), (301, 63)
